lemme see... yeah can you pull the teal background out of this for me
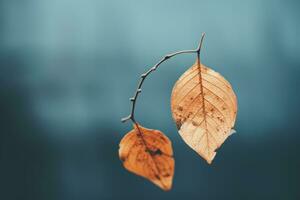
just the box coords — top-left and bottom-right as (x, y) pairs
(1, 0), (300, 199)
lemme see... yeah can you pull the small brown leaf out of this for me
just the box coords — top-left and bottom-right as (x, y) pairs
(119, 123), (174, 191)
(171, 59), (237, 164)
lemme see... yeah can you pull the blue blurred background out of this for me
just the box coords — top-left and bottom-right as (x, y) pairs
(1, 0), (300, 199)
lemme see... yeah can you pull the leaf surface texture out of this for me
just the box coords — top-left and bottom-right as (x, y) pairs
(171, 60), (237, 164)
(119, 124), (174, 190)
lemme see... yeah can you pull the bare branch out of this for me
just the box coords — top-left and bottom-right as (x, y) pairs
(121, 33), (206, 123)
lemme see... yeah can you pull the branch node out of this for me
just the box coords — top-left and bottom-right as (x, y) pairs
(164, 55), (171, 59)
(129, 97), (135, 101)
(137, 89), (142, 93)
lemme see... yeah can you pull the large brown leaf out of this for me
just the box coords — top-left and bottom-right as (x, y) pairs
(171, 59), (237, 164)
(119, 123), (174, 190)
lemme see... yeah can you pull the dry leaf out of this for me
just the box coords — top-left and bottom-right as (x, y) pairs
(119, 123), (175, 190)
(171, 59), (237, 164)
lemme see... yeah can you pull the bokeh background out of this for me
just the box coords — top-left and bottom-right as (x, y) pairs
(1, 0), (300, 199)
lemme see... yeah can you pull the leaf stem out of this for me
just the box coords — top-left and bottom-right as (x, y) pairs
(121, 33), (206, 124)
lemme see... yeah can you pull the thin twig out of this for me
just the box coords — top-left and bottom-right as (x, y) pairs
(121, 33), (206, 123)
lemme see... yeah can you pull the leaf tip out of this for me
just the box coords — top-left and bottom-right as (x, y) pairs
(229, 129), (236, 136)
(162, 185), (172, 191)
(205, 152), (216, 165)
